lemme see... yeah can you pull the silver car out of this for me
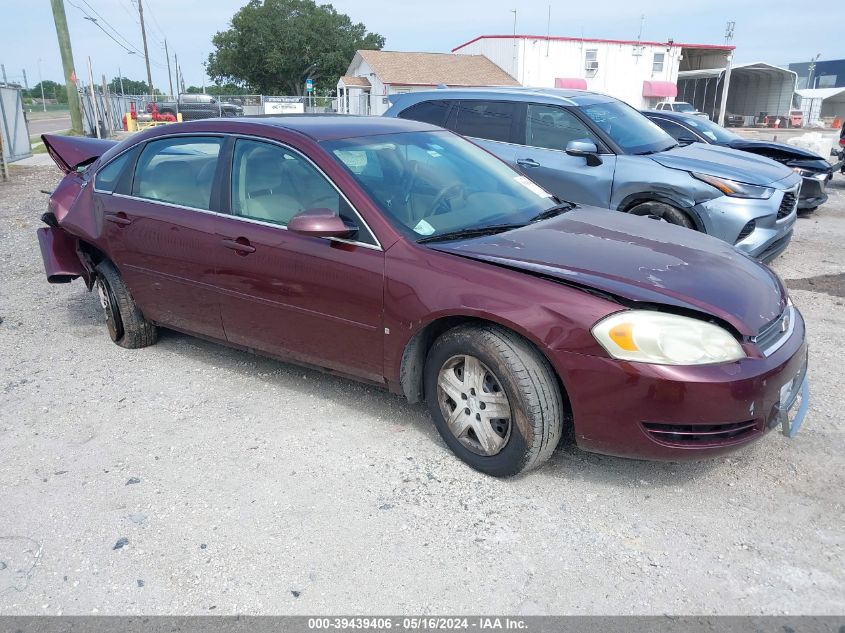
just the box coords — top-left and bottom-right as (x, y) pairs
(384, 88), (801, 262)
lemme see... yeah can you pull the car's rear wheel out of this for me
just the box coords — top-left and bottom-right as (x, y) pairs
(628, 201), (695, 229)
(95, 260), (157, 349)
(424, 324), (564, 477)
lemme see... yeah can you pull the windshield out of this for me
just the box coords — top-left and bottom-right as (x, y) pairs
(681, 115), (741, 143)
(322, 131), (557, 241)
(674, 102), (696, 113)
(580, 101), (676, 154)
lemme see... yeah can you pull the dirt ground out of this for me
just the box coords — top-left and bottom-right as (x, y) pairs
(0, 164), (842, 615)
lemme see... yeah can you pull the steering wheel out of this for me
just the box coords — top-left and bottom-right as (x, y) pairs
(427, 182), (466, 217)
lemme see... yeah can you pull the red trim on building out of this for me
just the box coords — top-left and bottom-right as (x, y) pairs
(555, 78), (588, 89)
(451, 34), (735, 53)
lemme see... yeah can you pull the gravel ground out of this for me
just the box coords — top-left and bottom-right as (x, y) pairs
(0, 164), (842, 615)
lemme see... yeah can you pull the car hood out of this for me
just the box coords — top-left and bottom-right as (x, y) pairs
(649, 142), (793, 186)
(724, 139), (831, 172)
(431, 209), (786, 335)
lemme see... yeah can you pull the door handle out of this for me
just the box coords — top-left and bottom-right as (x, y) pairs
(105, 212), (132, 226)
(221, 238), (256, 254)
(516, 158), (541, 168)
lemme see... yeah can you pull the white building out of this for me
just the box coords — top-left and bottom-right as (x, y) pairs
(337, 50), (519, 115)
(451, 34), (733, 109)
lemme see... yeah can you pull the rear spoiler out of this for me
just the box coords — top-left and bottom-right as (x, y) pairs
(42, 134), (118, 174)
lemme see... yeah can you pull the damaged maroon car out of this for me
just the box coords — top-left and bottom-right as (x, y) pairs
(38, 116), (809, 476)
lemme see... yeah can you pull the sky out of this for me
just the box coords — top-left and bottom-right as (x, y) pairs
(0, 0), (841, 92)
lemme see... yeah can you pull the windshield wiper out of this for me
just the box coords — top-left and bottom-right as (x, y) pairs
(417, 223), (524, 244)
(529, 201), (577, 223)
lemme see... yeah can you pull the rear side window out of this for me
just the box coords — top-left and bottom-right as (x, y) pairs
(94, 151), (132, 193)
(398, 100), (451, 127)
(526, 104), (600, 151)
(132, 136), (222, 210)
(453, 100), (516, 143)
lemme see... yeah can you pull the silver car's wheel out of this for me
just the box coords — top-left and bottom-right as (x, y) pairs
(437, 354), (512, 456)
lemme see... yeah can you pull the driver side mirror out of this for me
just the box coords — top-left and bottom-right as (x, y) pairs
(565, 140), (603, 167)
(288, 208), (355, 239)
(678, 136), (699, 146)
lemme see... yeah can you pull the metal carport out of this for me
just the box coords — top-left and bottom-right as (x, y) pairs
(795, 87), (845, 125)
(677, 62), (797, 123)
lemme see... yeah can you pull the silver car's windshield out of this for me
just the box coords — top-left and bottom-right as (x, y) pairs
(581, 101), (677, 155)
(323, 131), (559, 241)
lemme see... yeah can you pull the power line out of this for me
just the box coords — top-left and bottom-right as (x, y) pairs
(66, 0), (168, 69)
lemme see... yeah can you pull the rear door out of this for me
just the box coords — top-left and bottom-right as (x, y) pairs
(99, 135), (227, 340)
(213, 137), (385, 381)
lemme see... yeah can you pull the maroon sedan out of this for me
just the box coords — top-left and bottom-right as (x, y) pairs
(38, 116), (809, 476)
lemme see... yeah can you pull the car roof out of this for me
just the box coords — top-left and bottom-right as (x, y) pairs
(389, 87), (618, 108)
(642, 109), (701, 123)
(227, 114), (440, 141)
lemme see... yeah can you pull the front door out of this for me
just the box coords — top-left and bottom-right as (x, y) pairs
(493, 103), (616, 208)
(100, 135), (227, 340)
(214, 138), (385, 382)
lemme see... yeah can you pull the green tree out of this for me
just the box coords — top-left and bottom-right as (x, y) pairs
(185, 83), (249, 96)
(108, 77), (154, 96)
(206, 0), (384, 95)
(30, 80), (67, 103)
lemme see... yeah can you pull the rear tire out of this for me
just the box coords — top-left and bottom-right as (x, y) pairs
(628, 201), (695, 229)
(424, 324), (565, 477)
(95, 260), (157, 349)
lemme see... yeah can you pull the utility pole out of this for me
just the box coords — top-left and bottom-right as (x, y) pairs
(50, 0), (83, 133)
(22, 69), (29, 91)
(38, 58), (46, 112)
(807, 53), (821, 90)
(118, 67), (125, 96)
(87, 56), (100, 138)
(717, 21), (735, 127)
(164, 40), (174, 97)
(174, 53), (180, 95)
(137, 0), (154, 98)
(1, 64), (7, 85)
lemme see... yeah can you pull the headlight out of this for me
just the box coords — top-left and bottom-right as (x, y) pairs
(592, 310), (745, 365)
(692, 173), (775, 199)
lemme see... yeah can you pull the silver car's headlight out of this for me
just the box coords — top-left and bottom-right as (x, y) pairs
(592, 310), (745, 365)
(692, 172), (775, 199)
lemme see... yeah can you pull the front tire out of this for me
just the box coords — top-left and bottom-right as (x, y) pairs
(95, 260), (157, 349)
(627, 201), (695, 229)
(424, 325), (565, 477)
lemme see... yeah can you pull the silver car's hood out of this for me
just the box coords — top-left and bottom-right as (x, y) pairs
(649, 143), (794, 186)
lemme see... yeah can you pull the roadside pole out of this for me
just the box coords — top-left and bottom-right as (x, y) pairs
(164, 40), (174, 99)
(87, 57), (100, 138)
(50, 0), (83, 133)
(717, 21), (735, 127)
(137, 0), (155, 99)
(37, 58), (46, 112)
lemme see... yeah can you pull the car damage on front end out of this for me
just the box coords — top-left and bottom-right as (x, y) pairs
(425, 207), (810, 460)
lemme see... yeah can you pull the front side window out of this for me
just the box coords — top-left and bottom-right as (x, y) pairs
(649, 117), (699, 142)
(679, 115), (740, 143)
(580, 100), (676, 154)
(526, 104), (601, 151)
(453, 101), (516, 143)
(324, 131), (556, 241)
(230, 139), (373, 243)
(653, 52), (665, 73)
(94, 151), (132, 193)
(133, 136), (222, 210)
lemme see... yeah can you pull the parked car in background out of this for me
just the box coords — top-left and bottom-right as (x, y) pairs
(38, 117), (808, 476)
(644, 109), (833, 212)
(150, 93), (244, 120)
(655, 101), (709, 118)
(385, 88), (802, 262)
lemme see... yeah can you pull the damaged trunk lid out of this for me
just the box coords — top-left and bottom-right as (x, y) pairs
(42, 134), (117, 174)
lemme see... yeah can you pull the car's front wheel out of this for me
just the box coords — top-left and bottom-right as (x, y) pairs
(424, 324), (565, 477)
(627, 201), (694, 229)
(95, 260), (158, 349)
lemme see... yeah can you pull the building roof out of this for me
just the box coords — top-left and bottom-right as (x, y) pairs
(678, 62), (796, 80)
(795, 87), (845, 100)
(452, 34), (735, 53)
(354, 50), (520, 87)
(338, 75), (372, 88)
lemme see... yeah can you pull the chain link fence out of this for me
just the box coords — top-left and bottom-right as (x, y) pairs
(1, 85), (32, 171)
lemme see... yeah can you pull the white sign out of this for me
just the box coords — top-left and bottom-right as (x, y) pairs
(263, 97), (305, 115)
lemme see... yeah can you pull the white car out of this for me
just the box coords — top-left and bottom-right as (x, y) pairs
(655, 101), (710, 119)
